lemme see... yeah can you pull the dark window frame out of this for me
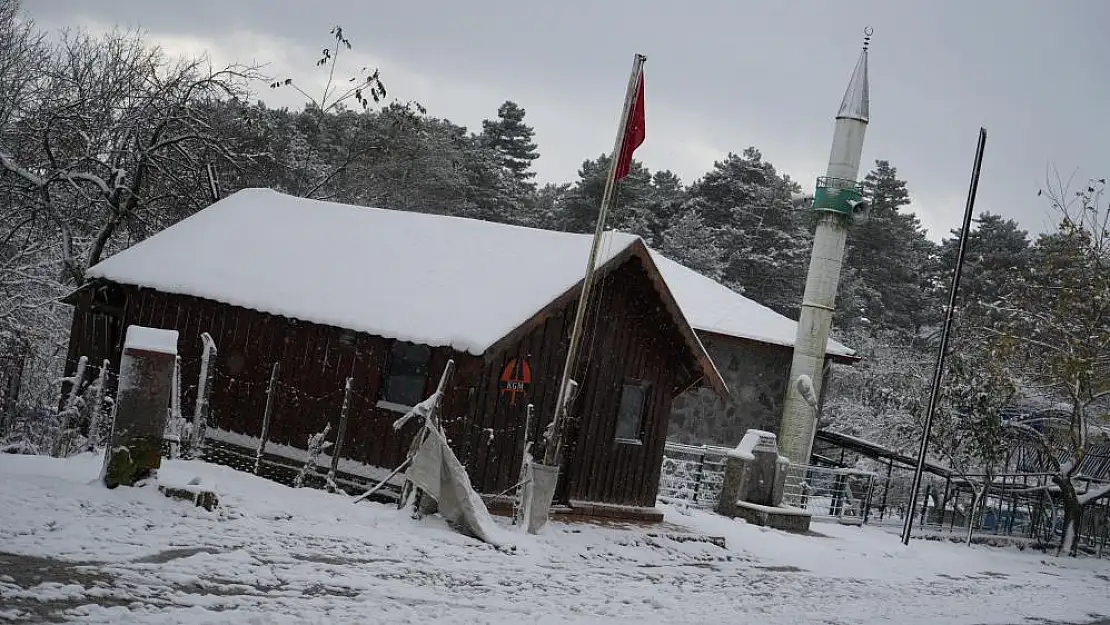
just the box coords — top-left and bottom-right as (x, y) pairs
(381, 340), (432, 408)
(614, 378), (651, 444)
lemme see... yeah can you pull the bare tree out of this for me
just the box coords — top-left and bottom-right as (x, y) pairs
(266, 25), (424, 201)
(821, 328), (931, 453)
(0, 0), (68, 410)
(269, 25), (387, 115)
(0, 27), (258, 285)
(987, 173), (1110, 555)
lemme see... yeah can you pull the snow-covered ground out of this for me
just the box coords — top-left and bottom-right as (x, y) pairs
(1, 453), (1107, 624)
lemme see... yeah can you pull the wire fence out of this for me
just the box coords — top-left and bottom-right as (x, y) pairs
(656, 442), (730, 509)
(781, 464), (875, 523)
(657, 440), (1110, 556)
(7, 339), (1110, 558)
(871, 470), (1110, 556)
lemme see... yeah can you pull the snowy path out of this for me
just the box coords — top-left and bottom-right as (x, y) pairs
(1, 453), (1107, 624)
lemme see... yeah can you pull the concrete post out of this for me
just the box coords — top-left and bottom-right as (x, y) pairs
(101, 326), (179, 488)
(715, 454), (747, 518)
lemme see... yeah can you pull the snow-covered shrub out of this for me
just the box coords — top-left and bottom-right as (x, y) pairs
(293, 423), (333, 488)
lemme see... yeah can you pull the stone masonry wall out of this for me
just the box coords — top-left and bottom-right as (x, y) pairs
(668, 336), (833, 449)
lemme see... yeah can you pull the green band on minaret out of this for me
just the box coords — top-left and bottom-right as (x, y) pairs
(811, 176), (864, 216)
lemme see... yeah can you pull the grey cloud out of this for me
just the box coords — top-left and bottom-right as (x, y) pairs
(25, 0), (1110, 242)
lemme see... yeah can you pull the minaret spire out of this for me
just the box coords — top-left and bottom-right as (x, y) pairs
(837, 28), (871, 123)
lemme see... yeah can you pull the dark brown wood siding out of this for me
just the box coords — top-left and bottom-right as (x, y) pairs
(465, 254), (698, 508)
(64, 251), (697, 509)
(557, 255), (694, 507)
(66, 284), (479, 473)
(61, 283), (127, 403)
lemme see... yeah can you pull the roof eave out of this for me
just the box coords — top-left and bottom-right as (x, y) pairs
(60, 280), (98, 306)
(629, 240), (729, 399)
(828, 351), (862, 365)
(692, 328), (860, 366)
(482, 238), (729, 400)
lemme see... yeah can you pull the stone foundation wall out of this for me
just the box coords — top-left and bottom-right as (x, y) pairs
(668, 336), (833, 448)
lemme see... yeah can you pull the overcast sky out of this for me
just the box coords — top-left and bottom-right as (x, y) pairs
(24, 0), (1110, 242)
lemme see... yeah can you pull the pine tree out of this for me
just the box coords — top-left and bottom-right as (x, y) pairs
(480, 101), (539, 187)
(937, 212), (1031, 327)
(687, 148), (809, 316)
(516, 182), (569, 230)
(842, 160), (937, 336)
(554, 154), (653, 235)
(660, 208), (725, 281)
(634, 170), (687, 248)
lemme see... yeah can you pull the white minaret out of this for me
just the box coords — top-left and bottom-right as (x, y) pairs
(777, 32), (872, 466)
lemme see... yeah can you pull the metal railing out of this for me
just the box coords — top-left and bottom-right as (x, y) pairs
(658, 442), (1108, 556)
(781, 464), (877, 523)
(657, 442), (731, 509)
(659, 443), (881, 522)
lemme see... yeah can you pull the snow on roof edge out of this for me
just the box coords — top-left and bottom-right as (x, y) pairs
(646, 250), (856, 359)
(631, 242), (728, 398)
(97, 275), (497, 356)
(85, 188), (854, 362)
(695, 325), (858, 360)
(84, 189), (644, 356)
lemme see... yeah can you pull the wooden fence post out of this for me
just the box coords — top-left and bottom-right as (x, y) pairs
(512, 404), (534, 525)
(84, 359), (111, 453)
(55, 356), (87, 457)
(254, 361), (281, 475)
(326, 377), (353, 493)
(188, 333), (217, 460)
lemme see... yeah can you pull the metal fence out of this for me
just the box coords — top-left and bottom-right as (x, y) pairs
(659, 443), (881, 521)
(657, 442), (730, 509)
(657, 442), (1108, 556)
(876, 471), (1110, 556)
(781, 464), (877, 523)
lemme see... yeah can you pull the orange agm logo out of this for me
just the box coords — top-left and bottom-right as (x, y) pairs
(499, 358), (532, 407)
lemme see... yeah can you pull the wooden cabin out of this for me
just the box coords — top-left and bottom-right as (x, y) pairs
(63, 188), (726, 521)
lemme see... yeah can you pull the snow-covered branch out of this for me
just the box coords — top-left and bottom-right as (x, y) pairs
(1077, 481), (1110, 506)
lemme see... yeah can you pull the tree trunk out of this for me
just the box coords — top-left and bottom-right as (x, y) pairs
(1054, 474), (1083, 557)
(965, 488), (981, 546)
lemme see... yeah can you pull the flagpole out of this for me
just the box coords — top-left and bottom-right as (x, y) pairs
(543, 53), (647, 466)
(900, 127), (987, 545)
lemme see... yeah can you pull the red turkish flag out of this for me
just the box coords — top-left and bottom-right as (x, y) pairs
(614, 72), (645, 181)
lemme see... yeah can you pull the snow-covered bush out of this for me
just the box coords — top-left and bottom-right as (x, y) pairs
(293, 423), (332, 488)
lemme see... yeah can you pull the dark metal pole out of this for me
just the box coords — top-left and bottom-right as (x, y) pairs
(901, 127), (987, 545)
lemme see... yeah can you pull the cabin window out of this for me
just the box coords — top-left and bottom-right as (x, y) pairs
(614, 379), (650, 443)
(382, 341), (431, 407)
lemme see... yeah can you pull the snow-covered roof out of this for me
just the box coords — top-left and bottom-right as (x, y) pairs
(649, 252), (856, 360)
(85, 188), (852, 365)
(87, 189), (644, 356)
